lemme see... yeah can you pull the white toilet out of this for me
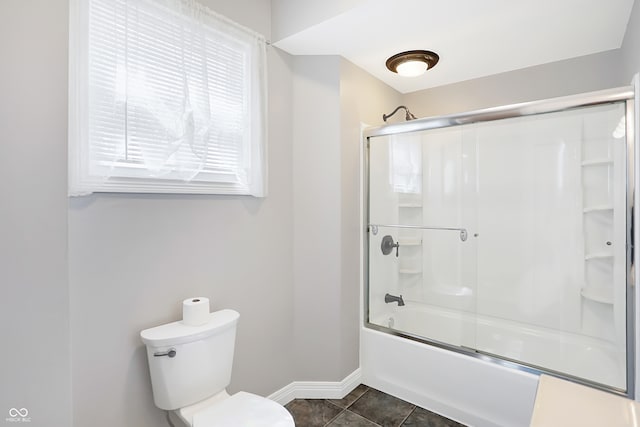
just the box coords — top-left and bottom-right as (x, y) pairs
(140, 309), (294, 427)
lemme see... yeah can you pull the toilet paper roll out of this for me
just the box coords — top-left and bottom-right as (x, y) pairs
(182, 297), (210, 326)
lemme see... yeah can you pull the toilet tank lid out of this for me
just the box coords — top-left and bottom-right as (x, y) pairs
(140, 309), (239, 347)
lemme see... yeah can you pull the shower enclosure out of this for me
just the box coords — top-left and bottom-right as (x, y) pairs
(364, 87), (635, 399)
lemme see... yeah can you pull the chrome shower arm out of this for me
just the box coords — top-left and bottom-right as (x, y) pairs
(383, 105), (417, 122)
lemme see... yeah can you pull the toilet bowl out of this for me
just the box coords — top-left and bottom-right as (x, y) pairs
(170, 391), (293, 427)
(140, 309), (294, 427)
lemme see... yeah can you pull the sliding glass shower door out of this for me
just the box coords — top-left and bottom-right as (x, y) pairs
(366, 100), (630, 393)
(368, 126), (477, 350)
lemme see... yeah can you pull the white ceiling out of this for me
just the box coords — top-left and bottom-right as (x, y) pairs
(273, 0), (635, 94)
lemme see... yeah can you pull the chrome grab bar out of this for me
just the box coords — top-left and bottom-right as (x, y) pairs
(369, 223), (468, 242)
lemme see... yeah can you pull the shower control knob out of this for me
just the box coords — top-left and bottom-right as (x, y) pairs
(381, 235), (400, 257)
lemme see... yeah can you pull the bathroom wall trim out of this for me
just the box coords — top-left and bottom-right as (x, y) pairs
(267, 368), (362, 405)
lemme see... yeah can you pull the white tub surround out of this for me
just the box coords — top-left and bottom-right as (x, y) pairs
(371, 304), (624, 391)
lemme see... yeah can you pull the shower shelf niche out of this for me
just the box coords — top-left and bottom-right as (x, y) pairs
(585, 253), (614, 261)
(583, 205), (614, 213)
(581, 286), (614, 305)
(579, 127), (619, 338)
(581, 158), (613, 166)
(396, 193), (424, 287)
(399, 269), (422, 275)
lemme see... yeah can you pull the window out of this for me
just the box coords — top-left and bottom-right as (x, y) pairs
(69, 0), (267, 196)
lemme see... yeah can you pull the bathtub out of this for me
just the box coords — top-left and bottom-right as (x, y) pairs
(361, 303), (625, 427)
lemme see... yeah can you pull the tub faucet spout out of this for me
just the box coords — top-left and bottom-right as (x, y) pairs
(385, 293), (405, 306)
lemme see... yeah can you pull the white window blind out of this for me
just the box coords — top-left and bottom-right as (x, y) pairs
(69, 0), (267, 196)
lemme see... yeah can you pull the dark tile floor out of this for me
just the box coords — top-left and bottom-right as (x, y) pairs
(285, 384), (467, 427)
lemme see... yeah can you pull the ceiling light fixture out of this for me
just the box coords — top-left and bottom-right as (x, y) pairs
(386, 50), (439, 77)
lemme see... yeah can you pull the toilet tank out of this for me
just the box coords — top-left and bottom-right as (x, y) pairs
(140, 309), (240, 410)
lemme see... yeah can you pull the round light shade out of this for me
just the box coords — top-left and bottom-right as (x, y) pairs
(386, 50), (439, 77)
(396, 60), (428, 77)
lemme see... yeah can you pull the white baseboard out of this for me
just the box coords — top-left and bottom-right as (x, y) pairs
(267, 368), (362, 406)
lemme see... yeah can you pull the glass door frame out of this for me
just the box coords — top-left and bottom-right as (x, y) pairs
(362, 86), (636, 398)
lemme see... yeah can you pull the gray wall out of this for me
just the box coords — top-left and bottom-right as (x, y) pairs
(338, 58), (403, 377)
(0, 1), (71, 427)
(404, 49), (625, 118)
(67, 2), (297, 426)
(621, 0), (640, 83)
(290, 56), (402, 381)
(291, 56), (343, 379)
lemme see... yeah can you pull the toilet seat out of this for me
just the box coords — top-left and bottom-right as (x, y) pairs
(192, 392), (294, 427)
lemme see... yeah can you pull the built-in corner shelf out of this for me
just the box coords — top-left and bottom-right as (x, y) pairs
(578, 132), (620, 337)
(399, 269), (422, 275)
(583, 205), (614, 213)
(580, 145), (615, 312)
(397, 195), (423, 282)
(581, 286), (614, 305)
(581, 158), (613, 167)
(585, 252), (614, 261)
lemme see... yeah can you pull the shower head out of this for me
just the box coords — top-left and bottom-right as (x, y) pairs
(404, 109), (417, 121)
(383, 105), (417, 123)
